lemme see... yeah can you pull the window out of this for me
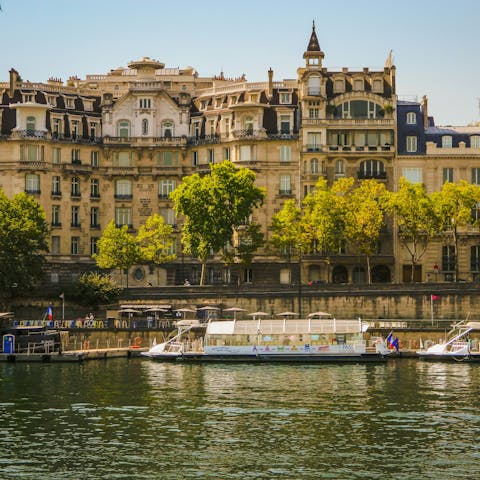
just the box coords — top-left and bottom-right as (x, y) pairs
(25, 174), (40, 193)
(52, 118), (62, 137)
(51, 236), (60, 255)
(359, 160), (385, 179)
(308, 76), (320, 96)
(280, 115), (291, 134)
(472, 168), (480, 185)
(279, 175), (291, 195)
(118, 120), (130, 138)
(208, 149), (214, 163)
(65, 97), (74, 109)
(46, 95), (57, 107)
(353, 79), (364, 91)
(336, 100), (382, 119)
(442, 135), (453, 148)
(249, 94), (258, 103)
(160, 208), (176, 226)
(215, 98), (223, 108)
(91, 151), (99, 167)
(115, 179), (132, 198)
(51, 205), (61, 226)
(310, 158), (319, 174)
(223, 147), (230, 161)
(244, 117), (254, 134)
(406, 112), (417, 125)
(162, 121), (174, 137)
(71, 120), (80, 139)
(372, 79), (383, 93)
(192, 151), (198, 166)
(279, 92), (291, 104)
(157, 151), (178, 167)
(309, 107), (319, 119)
(200, 100), (207, 110)
(208, 119), (215, 137)
(159, 179), (175, 199)
(71, 237), (80, 255)
(21, 144), (42, 162)
(334, 79), (344, 93)
(471, 246), (480, 271)
(139, 98), (151, 109)
(114, 151), (131, 167)
(442, 245), (455, 272)
(472, 203), (480, 222)
(406, 136), (417, 153)
(71, 177), (80, 196)
(115, 207), (132, 227)
(471, 136), (480, 148)
(307, 132), (321, 151)
(335, 159), (345, 177)
(402, 168), (423, 184)
(23, 93), (34, 103)
(280, 145), (291, 162)
(142, 118), (148, 136)
(71, 149), (80, 164)
(52, 147), (61, 164)
(90, 207), (99, 228)
(26, 116), (36, 133)
(52, 176), (61, 195)
(90, 178), (100, 198)
(443, 167), (454, 183)
(71, 206), (80, 227)
(89, 122), (97, 139)
(90, 237), (98, 256)
(240, 145), (251, 161)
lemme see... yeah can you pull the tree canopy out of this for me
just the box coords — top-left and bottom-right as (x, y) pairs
(0, 190), (49, 301)
(136, 214), (176, 265)
(171, 161), (265, 285)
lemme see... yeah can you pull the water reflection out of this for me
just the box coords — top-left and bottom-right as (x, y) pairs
(1, 359), (480, 479)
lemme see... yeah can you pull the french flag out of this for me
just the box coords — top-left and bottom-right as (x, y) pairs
(46, 306), (53, 320)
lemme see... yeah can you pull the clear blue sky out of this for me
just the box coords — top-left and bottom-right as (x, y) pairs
(1, 0), (479, 125)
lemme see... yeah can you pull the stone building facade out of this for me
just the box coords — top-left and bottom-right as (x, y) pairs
(0, 24), (474, 287)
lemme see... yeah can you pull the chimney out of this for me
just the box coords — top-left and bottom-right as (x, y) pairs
(9, 68), (21, 97)
(268, 68), (273, 97)
(422, 95), (428, 129)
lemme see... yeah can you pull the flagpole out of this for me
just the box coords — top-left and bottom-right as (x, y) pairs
(430, 294), (434, 326)
(62, 297), (65, 321)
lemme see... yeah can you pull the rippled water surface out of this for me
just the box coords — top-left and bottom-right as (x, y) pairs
(1, 359), (480, 479)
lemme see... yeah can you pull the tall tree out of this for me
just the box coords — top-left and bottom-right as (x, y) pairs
(431, 181), (480, 281)
(0, 190), (49, 302)
(136, 214), (176, 265)
(171, 161), (265, 285)
(270, 199), (303, 260)
(388, 178), (440, 282)
(344, 180), (388, 284)
(93, 220), (141, 287)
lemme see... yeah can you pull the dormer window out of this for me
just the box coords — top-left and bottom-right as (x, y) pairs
(71, 120), (80, 139)
(215, 98), (223, 108)
(200, 100), (207, 110)
(46, 95), (57, 107)
(353, 79), (364, 91)
(230, 96), (237, 106)
(372, 79), (383, 93)
(22, 93), (34, 103)
(26, 116), (36, 133)
(250, 94), (258, 103)
(334, 79), (345, 93)
(83, 99), (94, 111)
(279, 92), (291, 104)
(139, 98), (151, 109)
(65, 97), (75, 109)
(471, 135), (480, 148)
(442, 135), (453, 148)
(406, 112), (417, 124)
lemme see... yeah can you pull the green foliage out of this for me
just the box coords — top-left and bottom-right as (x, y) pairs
(236, 223), (264, 265)
(0, 190), (49, 299)
(270, 199), (303, 257)
(388, 178), (440, 281)
(171, 161), (265, 284)
(75, 272), (121, 308)
(137, 214), (176, 264)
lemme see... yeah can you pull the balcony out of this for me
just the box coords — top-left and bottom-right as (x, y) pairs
(51, 190), (62, 197)
(62, 163), (92, 174)
(357, 171), (387, 180)
(303, 144), (324, 153)
(267, 133), (299, 141)
(114, 194), (133, 200)
(25, 189), (41, 195)
(14, 130), (47, 139)
(327, 118), (394, 128)
(231, 129), (266, 140)
(328, 145), (394, 153)
(90, 193), (101, 200)
(103, 136), (187, 147)
(51, 222), (62, 228)
(52, 132), (102, 144)
(187, 135), (220, 146)
(279, 189), (293, 196)
(18, 161), (47, 170)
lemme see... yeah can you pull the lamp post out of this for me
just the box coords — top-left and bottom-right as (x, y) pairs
(297, 244), (303, 319)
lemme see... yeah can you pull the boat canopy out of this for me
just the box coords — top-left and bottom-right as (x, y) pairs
(206, 318), (367, 335)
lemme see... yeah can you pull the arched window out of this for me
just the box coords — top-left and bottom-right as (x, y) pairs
(117, 120), (130, 138)
(26, 116), (36, 133)
(162, 121), (174, 137)
(332, 265), (348, 283)
(310, 158), (319, 174)
(359, 160), (385, 179)
(142, 119), (148, 136)
(308, 76), (321, 96)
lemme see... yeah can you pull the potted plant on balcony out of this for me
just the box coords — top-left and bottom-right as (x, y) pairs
(382, 103), (394, 118)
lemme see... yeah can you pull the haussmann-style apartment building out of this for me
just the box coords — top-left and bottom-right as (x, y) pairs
(1, 24), (479, 287)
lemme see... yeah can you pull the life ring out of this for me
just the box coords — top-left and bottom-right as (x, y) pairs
(83, 340), (90, 350)
(132, 337), (143, 348)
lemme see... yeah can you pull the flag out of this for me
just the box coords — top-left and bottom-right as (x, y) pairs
(46, 306), (53, 320)
(391, 337), (399, 351)
(431, 294), (440, 301)
(386, 332), (393, 345)
(59, 293), (64, 300)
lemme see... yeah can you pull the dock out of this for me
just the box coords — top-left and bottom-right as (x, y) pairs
(0, 347), (148, 363)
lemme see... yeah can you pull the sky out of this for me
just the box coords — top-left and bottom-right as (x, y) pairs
(0, 0), (479, 125)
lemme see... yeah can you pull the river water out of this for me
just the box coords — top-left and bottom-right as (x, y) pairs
(1, 358), (480, 479)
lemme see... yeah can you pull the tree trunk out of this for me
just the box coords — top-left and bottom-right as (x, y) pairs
(453, 227), (459, 282)
(200, 261), (206, 286)
(366, 254), (371, 285)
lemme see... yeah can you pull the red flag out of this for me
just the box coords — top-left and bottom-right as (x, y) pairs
(431, 295), (440, 301)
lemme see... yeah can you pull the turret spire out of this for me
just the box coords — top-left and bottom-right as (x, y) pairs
(303, 21), (324, 66)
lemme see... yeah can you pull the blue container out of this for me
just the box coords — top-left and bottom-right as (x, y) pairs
(3, 334), (15, 354)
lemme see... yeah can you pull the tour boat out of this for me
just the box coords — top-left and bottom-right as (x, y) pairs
(142, 316), (390, 362)
(417, 320), (480, 362)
